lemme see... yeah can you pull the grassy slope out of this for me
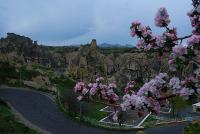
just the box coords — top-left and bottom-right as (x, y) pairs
(0, 99), (38, 134)
(184, 121), (200, 134)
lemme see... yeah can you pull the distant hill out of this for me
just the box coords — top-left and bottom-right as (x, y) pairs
(99, 43), (134, 48)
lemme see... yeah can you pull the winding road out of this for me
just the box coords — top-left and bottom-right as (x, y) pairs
(0, 88), (188, 134)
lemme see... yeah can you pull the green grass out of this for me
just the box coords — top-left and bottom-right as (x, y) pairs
(82, 102), (107, 121)
(145, 115), (157, 122)
(173, 96), (189, 110)
(50, 76), (75, 93)
(31, 64), (51, 72)
(0, 62), (19, 81)
(143, 115), (158, 128)
(0, 99), (39, 134)
(184, 121), (200, 134)
(19, 67), (41, 80)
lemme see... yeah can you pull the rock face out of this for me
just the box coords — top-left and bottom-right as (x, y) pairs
(67, 39), (106, 81)
(66, 38), (163, 87)
(0, 33), (76, 68)
(0, 33), (166, 87)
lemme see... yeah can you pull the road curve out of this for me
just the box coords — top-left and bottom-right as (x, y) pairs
(0, 88), (188, 134)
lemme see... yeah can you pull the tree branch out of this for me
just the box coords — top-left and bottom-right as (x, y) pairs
(156, 94), (177, 101)
(174, 34), (192, 41)
(95, 100), (120, 107)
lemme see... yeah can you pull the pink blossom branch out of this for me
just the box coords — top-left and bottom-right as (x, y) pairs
(81, 94), (177, 108)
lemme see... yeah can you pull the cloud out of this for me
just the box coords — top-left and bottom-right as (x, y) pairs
(68, 0), (192, 45)
(0, 0), (95, 44)
(0, 0), (193, 45)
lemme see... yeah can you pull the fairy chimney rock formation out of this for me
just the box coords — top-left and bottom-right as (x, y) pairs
(91, 39), (97, 47)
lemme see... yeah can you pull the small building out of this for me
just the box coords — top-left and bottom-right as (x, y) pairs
(192, 102), (200, 113)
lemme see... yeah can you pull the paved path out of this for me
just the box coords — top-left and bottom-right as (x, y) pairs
(0, 88), (188, 134)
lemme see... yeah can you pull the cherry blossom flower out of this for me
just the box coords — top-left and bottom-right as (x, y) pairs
(109, 82), (117, 89)
(172, 45), (188, 56)
(169, 77), (181, 93)
(156, 36), (165, 47)
(155, 7), (170, 27)
(112, 94), (119, 101)
(124, 80), (136, 94)
(96, 77), (104, 82)
(74, 82), (87, 93)
(90, 87), (97, 95)
(82, 88), (89, 95)
(130, 21), (142, 37)
(136, 39), (147, 50)
(163, 28), (178, 43)
(187, 9), (200, 27)
(179, 88), (194, 100)
(187, 34), (200, 47)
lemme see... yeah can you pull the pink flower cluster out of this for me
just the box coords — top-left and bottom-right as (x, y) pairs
(168, 45), (188, 71)
(187, 34), (200, 47)
(121, 91), (161, 115)
(169, 76), (197, 100)
(169, 77), (181, 93)
(74, 77), (119, 104)
(74, 82), (89, 101)
(172, 45), (188, 56)
(121, 94), (146, 111)
(74, 82), (88, 94)
(96, 77), (104, 82)
(121, 73), (168, 114)
(99, 82), (119, 103)
(128, 2), (200, 116)
(163, 28), (178, 44)
(124, 80), (136, 94)
(130, 21), (141, 37)
(179, 88), (194, 100)
(130, 21), (164, 50)
(130, 21), (154, 39)
(137, 73), (168, 97)
(131, 8), (177, 51)
(187, 9), (200, 27)
(155, 7), (170, 27)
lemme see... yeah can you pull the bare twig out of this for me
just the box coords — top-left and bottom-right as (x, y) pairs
(174, 34), (192, 42)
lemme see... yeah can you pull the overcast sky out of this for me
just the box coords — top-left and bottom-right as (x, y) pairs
(0, 0), (193, 45)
